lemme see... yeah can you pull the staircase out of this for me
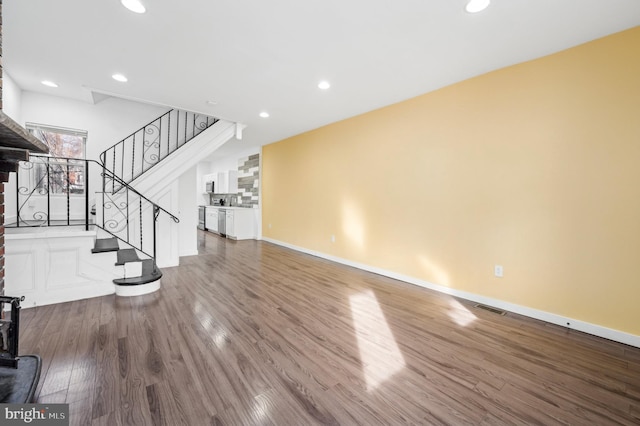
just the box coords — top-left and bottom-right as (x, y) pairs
(7, 108), (238, 300)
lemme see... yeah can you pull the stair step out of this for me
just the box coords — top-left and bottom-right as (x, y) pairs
(91, 237), (119, 253)
(115, 249), (141, 266)
(113, 260), (162, 286)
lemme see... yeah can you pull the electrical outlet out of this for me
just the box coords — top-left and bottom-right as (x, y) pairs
(331, 235), (336, 243)
(494, 265), (503, 278)
(268, 223), (272, 229)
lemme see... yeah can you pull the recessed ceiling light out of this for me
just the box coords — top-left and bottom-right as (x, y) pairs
(112, 73), (128, 82)
(465, 0), (490, 13)
(318, 81), (331, 90)
(259, 112), (270, 118)
(41, 80), (59, 88)
(121, 0), (146, 14)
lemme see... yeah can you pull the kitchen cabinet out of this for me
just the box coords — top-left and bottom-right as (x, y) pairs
(201, 207), (255, 239)
(225, 210), (234, 237)
(205, 207), (219, 233)
(202, 173), (216, 193)
(224, 208), (255, 240)
(216, 170), (238, 194)
(201, 170), (238, 194)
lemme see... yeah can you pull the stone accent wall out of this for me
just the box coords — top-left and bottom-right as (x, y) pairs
(237, 154), (259, 207)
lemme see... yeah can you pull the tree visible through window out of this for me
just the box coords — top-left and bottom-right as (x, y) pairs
(26, 124), (87, 194)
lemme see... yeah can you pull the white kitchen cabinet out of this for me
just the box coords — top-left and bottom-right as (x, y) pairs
(224, 208), (255, 240)
(217, 170), (238, 194)
(205, 207), (219, 233)
(225, 210), (235, 237)
(202, 173), (217, 193)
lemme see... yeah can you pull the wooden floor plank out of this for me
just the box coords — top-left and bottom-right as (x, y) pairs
(15, 230), (640, 425)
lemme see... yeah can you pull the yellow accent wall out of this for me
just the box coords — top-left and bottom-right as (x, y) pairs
(262, 27), (640, 336)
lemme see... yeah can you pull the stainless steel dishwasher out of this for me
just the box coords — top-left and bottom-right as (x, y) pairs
(218, 208), (226, 236)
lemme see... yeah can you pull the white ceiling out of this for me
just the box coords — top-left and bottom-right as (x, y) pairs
(4, 1), (640, 160)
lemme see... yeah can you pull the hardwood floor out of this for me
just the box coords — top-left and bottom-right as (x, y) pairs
(20, 230), (640, 425)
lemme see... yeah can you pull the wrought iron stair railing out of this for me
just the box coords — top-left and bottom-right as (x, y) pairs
(100, 108), (220, 191)
(8, 155), (179, 260)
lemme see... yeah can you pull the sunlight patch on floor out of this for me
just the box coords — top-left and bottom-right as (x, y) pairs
(447, 298), (477, 327)
(349, 289), (406, 392)
(194, 300), (228, 349)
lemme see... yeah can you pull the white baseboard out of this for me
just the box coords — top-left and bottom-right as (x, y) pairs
(179, 249), (199, 258)
(262, 237), (640, 349)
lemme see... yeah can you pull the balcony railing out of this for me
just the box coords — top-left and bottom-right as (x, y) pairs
(8, 155), (178, 259)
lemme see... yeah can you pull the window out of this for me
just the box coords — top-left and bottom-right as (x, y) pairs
(25, 123), (88, 195)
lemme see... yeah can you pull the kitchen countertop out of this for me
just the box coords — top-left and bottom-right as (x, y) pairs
(202, 205), (256, 210)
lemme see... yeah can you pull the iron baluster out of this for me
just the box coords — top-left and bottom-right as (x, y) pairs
(112, 149), (116, 194)
(132, 134), (136, 187)
(126, 187), (130, 243)
(121, 141), (125, 186)
(15, 165), (20, 227)
(139, 198), (143, 252)
(102, 189), (105, 228)
(46, 157), (51, 226)
(85, 160), (90, 231)
(153, 205), (160, 259)
(184, 110), (187, 147)
(158, 116), (162, 163)
(141, 127), (145, 175)
(66, 160), (70, 226)
(167, 111), (171, 162)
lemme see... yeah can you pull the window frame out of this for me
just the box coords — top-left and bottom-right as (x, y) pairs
(24, 123), (88, 196)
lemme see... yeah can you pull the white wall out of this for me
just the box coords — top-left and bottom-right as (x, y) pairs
(6, 93), (169, 225)
(178, 166), (198, 256)
(2, 71), (23, 123)
(208, 146), (260, 176)
(196, 161), (211, 205)
(20, 91), (167, 160)
(21, 92), (169, 207)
